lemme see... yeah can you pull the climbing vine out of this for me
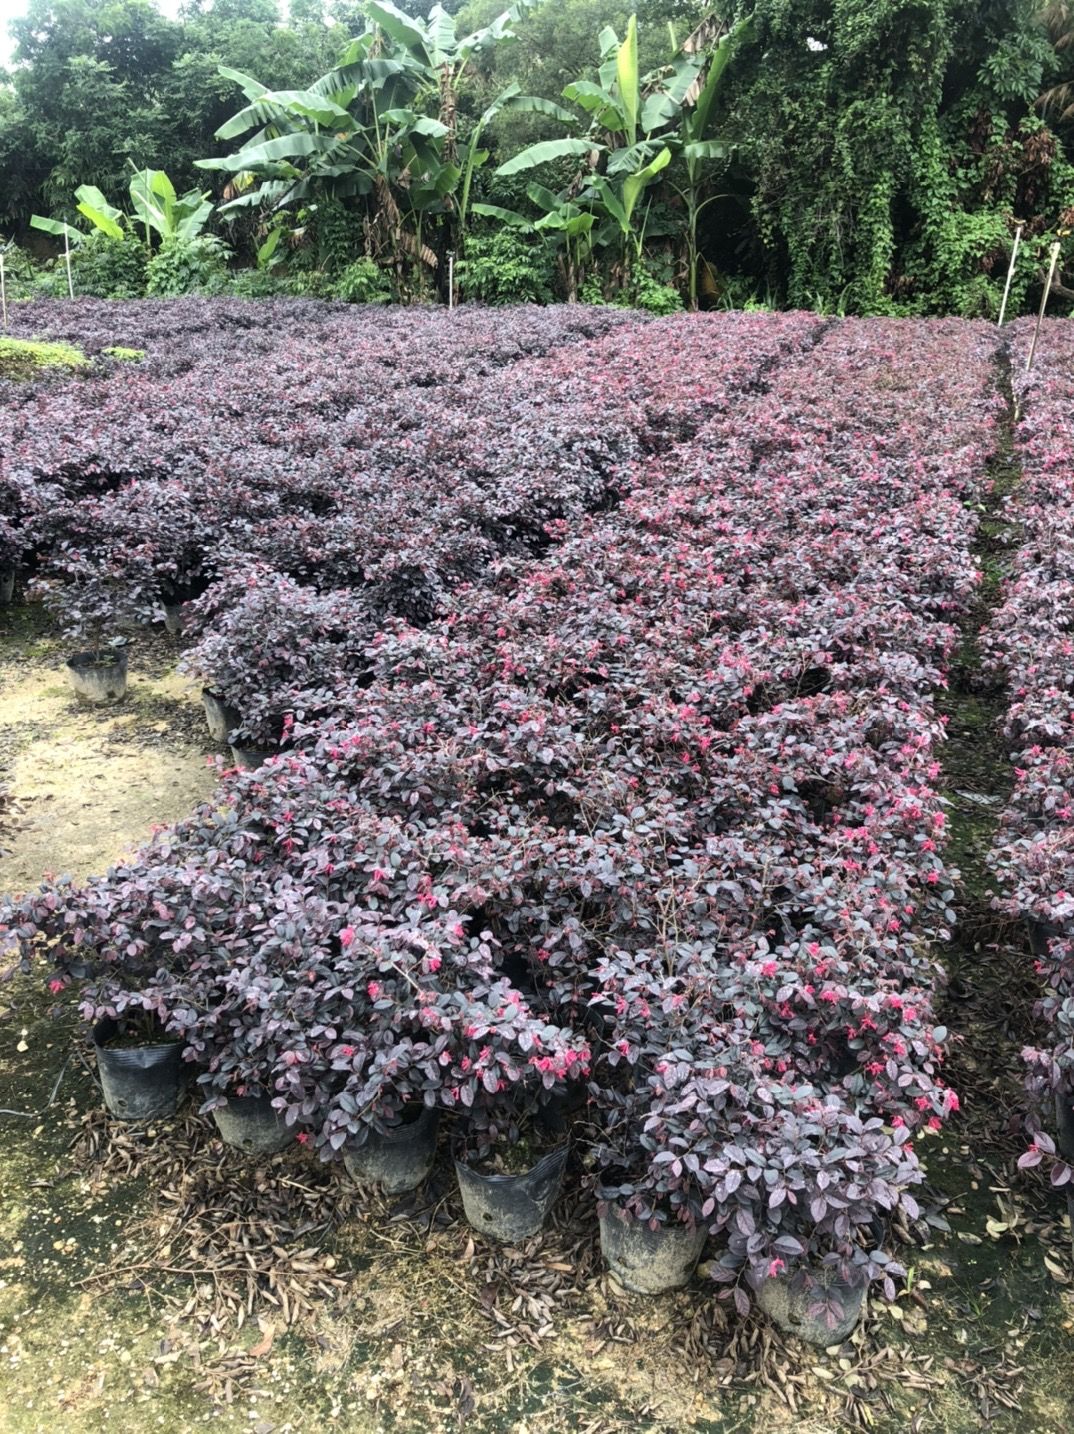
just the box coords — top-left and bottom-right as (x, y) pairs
(722, 0), (1074, 314)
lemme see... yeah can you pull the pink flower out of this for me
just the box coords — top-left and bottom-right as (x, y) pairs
(767, 1258), (785, 1278)
(295, 1131), (309, 1145)
(48, 979), (64, 994)
(340, 926), (355, 949)
(367, 981), (382, 1000)
(427, 954), (442, 972)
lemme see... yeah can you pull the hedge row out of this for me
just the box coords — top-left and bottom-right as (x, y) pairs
(988, 319), (1074, 1183)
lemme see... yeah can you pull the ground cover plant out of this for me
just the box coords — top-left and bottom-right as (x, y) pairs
(15, 298), (1074, 1434)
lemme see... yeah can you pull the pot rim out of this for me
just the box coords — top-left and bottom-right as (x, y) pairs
(67, 649), (128, 671)
(455, 1142), (568, 1185)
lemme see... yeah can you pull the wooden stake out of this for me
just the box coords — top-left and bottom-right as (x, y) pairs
(1026, 241), (1061, 372)
(997, 223), (1023, 327)
(64, 228), (74, 299)
(0, 254), (7, 332)
(447, 250), (455, 310)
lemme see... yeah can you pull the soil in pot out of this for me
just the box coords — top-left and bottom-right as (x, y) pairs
(343, 1105), (440, 1194)
(66, 648), (128, 704)
(455, 1135), (568, 1241)
(212, 1094), (293, 1154)
(202, 689), (242, 744)
(93, 1014), (182, 1122)
(598, 1204), (706, 1294)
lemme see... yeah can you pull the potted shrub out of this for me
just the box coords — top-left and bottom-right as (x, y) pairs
(586, 955), (722, 1294)
(160, 892), (353, 1155)
(34, 537), (156, 703)
(436, 979), (590, 1241)
(180, 565), (374, 763)
(314, 921), (497, 1194)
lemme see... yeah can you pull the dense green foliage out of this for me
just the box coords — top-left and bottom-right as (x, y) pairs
(2, 0), (1073, 312)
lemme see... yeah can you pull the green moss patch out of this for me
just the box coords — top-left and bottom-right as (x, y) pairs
(101, 346), (145, 362)
(0, 337), (88, 380)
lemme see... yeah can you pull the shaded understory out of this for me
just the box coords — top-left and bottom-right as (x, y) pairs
(3, 398), (1074, 1434)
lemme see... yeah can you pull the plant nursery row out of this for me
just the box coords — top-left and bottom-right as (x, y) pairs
(0, 300), (1006, 1333)
(988, 318), (1074, 1186)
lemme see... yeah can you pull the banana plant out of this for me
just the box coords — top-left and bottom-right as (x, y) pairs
(128, 168), (214, 247)
(671, 13), (755, 309)
(457, 83), (574, 251)
(494, 16), (703, 284)
(31, 184), (124, 245)
(199, 1), (534, 281)
(32, 173), (214, 253)
(474, 181), (596, 300)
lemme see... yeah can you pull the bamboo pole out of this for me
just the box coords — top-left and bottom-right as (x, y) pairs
(64, 229), (74, 299)
(0, 254), (7, 332)
(997, 223), (1023, 327)
(447, 250), (455, 310)
(1026, 241), (1061, 373)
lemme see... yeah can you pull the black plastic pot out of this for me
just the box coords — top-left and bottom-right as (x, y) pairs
(66, 648), (128, 703)
(536, 1085), (587, 1137)
(598, 1205), (706, 1294)
(757, 1267), (866, 1346)
(202, 689), (241, 743)
(1055, 1090), (1074, 1163)
(455, 1144), (568, 1241)
(93, 1016), (182, 1121)
(1026, 917), (1064, 960)
(212, 1094), (293, 1154)
(230, 744), (277, 771)
(0, 567), (15, 605)
(162, 601), (184, 636)
(343, 1106), (440, 1194)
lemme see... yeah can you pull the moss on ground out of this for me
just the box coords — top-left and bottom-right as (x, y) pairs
(0, 338), (88, 380)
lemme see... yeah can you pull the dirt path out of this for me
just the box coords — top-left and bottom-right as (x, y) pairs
(0, 609), (218, 894)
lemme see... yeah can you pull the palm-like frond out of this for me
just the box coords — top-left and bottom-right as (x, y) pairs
(1038, 1), (1074, 120)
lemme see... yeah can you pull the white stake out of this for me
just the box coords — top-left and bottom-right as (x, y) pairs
(447, 250), (455, 310)
(0, 254), (7, 332)
(64, 228), (74, 299)
(997, 223), (1023, 327)
(1026, 241), (1062, 373)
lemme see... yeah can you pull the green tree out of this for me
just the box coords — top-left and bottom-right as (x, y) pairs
(720, 0), (1072, 315)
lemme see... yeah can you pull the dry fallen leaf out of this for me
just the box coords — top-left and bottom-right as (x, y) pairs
(248, 1321), (275, 1358)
